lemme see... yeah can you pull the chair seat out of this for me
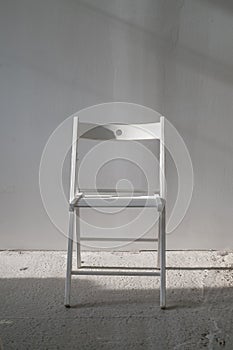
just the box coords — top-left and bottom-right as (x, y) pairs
(72, 190), (164, 209)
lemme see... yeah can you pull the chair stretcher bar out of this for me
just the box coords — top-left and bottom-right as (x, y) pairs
(71, 270), (160, 276)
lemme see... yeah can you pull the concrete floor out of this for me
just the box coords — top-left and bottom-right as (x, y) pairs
(0, 251), (233, 349)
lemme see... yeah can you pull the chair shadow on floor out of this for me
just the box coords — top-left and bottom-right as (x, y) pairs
(1, 276), (233, 349)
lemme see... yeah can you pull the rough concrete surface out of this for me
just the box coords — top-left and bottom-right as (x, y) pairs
(0, 251), (233, 349)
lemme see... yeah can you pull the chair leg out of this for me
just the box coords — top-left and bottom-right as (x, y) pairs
(64, 211), (74, 307)
(76, 208), (81, 269)
(157, 221), (161, 268)
(159, 205), (166, 309)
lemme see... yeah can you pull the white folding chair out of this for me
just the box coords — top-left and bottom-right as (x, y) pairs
(65, 116), (166, 308)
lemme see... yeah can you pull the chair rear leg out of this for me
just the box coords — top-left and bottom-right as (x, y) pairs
(76, 208), (81, 269)
(65, 211), (74, 307)
(159, 205), (166, 309)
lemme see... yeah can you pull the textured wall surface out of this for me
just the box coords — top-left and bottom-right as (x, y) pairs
(0, 0), (233, 249)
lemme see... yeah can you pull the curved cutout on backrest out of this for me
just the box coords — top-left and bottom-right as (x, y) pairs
(79, 122), (161, 141)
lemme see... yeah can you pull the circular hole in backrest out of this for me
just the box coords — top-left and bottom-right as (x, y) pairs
(116, 129), (122, 136)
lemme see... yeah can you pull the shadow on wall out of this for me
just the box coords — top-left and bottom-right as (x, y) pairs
(205, 0), (233, 13)
(1, 277), (232, 349)
(81, 0), (233, 87)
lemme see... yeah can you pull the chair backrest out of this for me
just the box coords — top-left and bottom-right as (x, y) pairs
(69, 117), (165, 202)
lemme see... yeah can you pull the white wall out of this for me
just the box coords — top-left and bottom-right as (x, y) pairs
(0, 0), (233, 250)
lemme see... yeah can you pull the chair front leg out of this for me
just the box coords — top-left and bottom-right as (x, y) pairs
(64, 211), (75, 307)
(157, 221), (161, 268)
(159, 205), (166, 309)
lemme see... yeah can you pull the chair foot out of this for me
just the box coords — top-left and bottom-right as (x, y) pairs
(65, 304), (71, 308)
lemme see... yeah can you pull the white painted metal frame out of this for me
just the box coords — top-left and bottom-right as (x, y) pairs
(65, 116), (166, 308)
